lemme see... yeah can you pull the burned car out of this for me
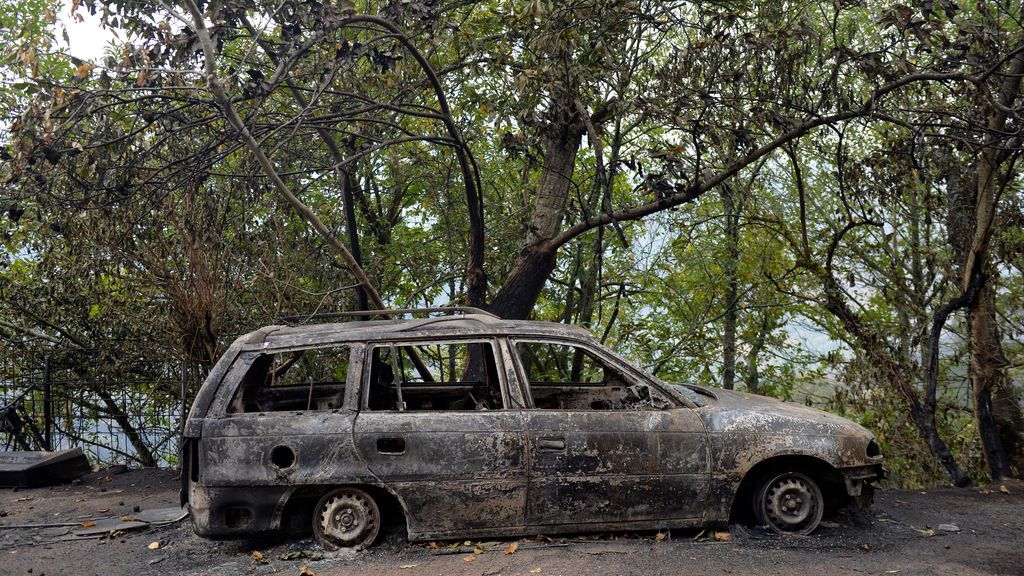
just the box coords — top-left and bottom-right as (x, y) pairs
(182, 307), (884, 548)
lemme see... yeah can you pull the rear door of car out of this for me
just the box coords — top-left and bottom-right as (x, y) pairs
(194, 342), (369, 528)
(511, 338), (709, 528)
(352, 338), (529, 538)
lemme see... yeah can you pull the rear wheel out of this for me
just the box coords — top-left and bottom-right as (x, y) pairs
(754, 471), (823, 535)
(312, 487), (381, 549)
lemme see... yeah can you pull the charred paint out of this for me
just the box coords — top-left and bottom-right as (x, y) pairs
(183, 310), (884, 544)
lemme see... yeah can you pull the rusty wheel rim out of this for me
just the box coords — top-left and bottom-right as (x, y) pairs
(759, 472), (823, 535)
(313, 488), (380, 549)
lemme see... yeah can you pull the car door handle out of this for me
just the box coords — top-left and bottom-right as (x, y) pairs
(538, 438), (566, 451)
(376, 436), (406, 455)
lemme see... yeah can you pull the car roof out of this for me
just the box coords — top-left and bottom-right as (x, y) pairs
(235, 313), (599, 349)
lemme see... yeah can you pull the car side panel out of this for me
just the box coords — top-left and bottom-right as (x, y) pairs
(192, 411), (376, 536)
(522, 409), (709, 525)
(701, 430), (879, 523)
(199, 412), (371, 486)
(353, 411), (528, 537)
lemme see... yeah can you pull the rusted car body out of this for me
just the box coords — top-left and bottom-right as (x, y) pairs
(182, 308), (884, 548)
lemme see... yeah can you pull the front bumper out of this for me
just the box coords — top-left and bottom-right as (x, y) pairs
(840, 463), (886, 496)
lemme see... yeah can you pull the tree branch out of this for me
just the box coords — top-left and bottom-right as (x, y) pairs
(547, 72), (976, 251)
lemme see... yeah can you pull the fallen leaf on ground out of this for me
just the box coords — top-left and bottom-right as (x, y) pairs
(655, 532), (666, 542)
(713, 531), (731, 542)
(80, 521), (96, 528)
(298, 566), (315, 576)
(463, 555), (476, 562)
(400, 564), (418, 569)
(530, 568), (543, 574)
(474, 546), (484, 555)
(861, 543), (871, 551)
(426, 541), (440, 550)
(912, 527), (935, 537)
(120, 515), (135, 521)
(147, 541), (161, 550)
(252, 551), (267, 564)
(980, 488), (992, 495)
(999, 484), (1010, 494)
(504, 542), (518, 555)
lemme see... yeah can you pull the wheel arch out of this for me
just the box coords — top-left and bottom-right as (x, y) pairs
(277, 482), (409, 536)
(728, 454), (845, 524)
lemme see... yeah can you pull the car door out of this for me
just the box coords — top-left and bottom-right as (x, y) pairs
(199, 345), (366, 489)
(194, 343), (371, 530)
(352, 339), (528, 538)
(512, 338), (709, 528)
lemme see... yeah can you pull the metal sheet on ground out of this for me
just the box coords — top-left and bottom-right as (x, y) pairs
(72, 519), (150, 536)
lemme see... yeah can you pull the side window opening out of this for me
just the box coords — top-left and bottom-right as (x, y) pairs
(515, 341), (670, 411)
(229, 346), (350, 413)
(366, 341), (502, 411)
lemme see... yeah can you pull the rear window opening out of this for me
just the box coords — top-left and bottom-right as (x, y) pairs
(229, 346), (351, 413)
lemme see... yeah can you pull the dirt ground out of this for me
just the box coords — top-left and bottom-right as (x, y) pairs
(1, 469), (1022, 576)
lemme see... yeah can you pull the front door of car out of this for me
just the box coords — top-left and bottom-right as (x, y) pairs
(352, 339), (528, 538)
(512, 339), (709, 527)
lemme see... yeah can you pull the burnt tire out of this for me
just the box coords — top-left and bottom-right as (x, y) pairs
(312, 487), (381, 550)
(754, 471), (824, 535)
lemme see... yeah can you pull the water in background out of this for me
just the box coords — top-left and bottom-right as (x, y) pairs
(0, 349), (197, 468)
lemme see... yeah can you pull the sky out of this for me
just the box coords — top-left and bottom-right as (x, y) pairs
(60, 1), (120, 62)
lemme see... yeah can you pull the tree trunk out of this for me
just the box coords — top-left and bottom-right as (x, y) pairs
(964, 44), (1024, 480)
(720, 184), (740, 390)
(527, 129), (584, 245)
(992, 368), (1024, 476)
(818, 270), (971, 485)
(943, 148), (1021, 480)
(489, 245), (560, 320)
(969, 282), (1016, 480)
(742, 311), (773, 394)
(575, 229), (603, 329)
(342, 166), (368, 312)
(490, 121), (584, 319)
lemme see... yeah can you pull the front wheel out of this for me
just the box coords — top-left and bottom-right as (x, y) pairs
(754, 471), (824, 535)
(312, 487), (381, 550)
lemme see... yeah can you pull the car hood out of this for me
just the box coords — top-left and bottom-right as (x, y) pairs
(684, 385), (872, 438)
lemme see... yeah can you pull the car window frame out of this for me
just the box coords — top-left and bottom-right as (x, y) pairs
(359, 337), (513, 412)
(209, 342), (363, 417)
(509, 336), (684, 411)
